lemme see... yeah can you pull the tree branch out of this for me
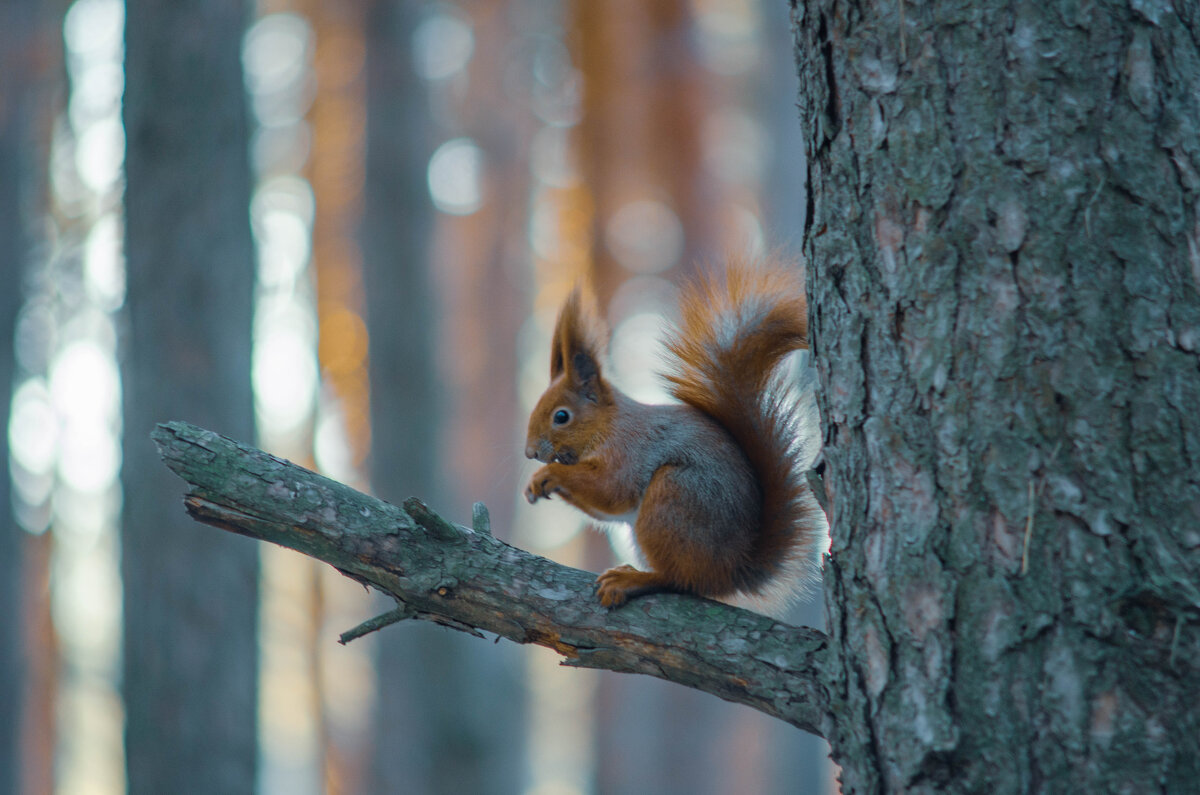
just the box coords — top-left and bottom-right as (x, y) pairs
(152, 420), (831, 735)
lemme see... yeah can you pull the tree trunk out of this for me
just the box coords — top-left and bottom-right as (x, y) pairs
(0, 2), (60, 791)
(794, 0), (1200, 791)
(360, 2), (525, 791)
(0, 5), (35, 791)
(122, 1), (258, 791)
(358, 0), (445, 788)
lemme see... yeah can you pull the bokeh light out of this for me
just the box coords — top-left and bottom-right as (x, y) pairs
(604, 199), (684, 275)
(608, 309), (675, 404)
(691, 0), (761, 75)
(427, 137), (486, 215)
(413, 7), (475, 81)
(9, 379), (57, 480)
(83, 214), (126, 310)
(253, 307), (319, 433)
(22, 2), (132, 792)
(63, 0), (123, 61)
(243, 14), (311, 100)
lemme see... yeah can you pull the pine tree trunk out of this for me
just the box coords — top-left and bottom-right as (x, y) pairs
(358, 0), (446, 788)
(360, 2), (525, 790)
(122, 1), (258, 791)
(1, 3), (60, 791)
(794, 1), (1200, 791)
(0, 5), (35, 791)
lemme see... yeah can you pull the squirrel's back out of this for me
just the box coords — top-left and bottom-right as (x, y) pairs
(663, 255), (826, 613)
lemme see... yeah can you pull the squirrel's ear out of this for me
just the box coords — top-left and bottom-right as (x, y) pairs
(569, 349), (602, 401)
(548, 291), (572, 379)
(550, 287), (605, 399)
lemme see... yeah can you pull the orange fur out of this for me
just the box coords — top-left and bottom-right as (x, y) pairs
(524, 256), (825, 616)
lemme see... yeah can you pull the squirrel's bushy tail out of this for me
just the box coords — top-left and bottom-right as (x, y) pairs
(663, 254), (825, 610)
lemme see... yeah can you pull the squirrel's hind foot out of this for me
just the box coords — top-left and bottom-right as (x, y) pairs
(595, 564), (679, 608)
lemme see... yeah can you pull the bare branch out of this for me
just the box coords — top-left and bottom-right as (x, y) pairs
(152, 420), (831, 735)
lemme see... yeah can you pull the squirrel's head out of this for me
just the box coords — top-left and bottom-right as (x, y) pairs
(525, 288), (612, 465)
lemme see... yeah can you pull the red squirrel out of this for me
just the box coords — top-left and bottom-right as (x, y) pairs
(523, 256), (826, 616)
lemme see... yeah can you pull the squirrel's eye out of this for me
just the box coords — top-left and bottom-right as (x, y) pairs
(553, 409), (571, 425)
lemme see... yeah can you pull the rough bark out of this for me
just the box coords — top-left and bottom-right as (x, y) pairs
(153, 421), (830, 736)
(122, 2), (258, 791)
(794, 0), (1200, 792)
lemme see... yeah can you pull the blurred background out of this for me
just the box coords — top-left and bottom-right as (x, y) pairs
(1, 0), (833, 792)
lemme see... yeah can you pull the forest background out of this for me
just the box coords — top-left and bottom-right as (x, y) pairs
(0, 1), (834, 793)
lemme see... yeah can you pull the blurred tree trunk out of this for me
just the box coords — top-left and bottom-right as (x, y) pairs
(795, 0), (1200, 791)
(0, 3), (60, 793)
(358, 0), (443, 787)
(0, 6), (34, 793)
(360, 2), (525, 792)
(121, 1), (258, 792)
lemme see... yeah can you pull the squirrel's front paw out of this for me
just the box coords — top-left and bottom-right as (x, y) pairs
(524, 468), (562, 504)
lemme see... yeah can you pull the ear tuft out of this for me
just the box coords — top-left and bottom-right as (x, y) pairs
(549, 288), (580, 378)
(571, 350), (603, 401)
(549, 286), (606, 388)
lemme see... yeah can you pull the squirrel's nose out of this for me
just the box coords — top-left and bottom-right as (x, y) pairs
(524, 445), (537, 460)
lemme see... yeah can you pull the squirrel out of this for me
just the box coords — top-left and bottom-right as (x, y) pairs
(523, 256), (826, 617)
